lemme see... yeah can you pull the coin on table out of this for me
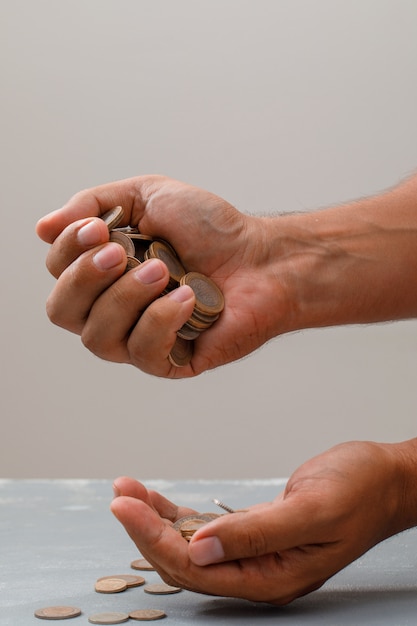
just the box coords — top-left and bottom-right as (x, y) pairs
(168, 336), (193, 367)
(94, 577), (128, 593)
(34, 606), (82, 620)
(101, 206), (124, 231)
(96, 574), (145, 588)
(129, 609), (167, 621)
(88, 612), (130, 624)
(144, 583), (182, 595)
(131, 558), (155, 571)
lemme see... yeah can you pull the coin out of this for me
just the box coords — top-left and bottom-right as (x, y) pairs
(172, 512), (219, 532)
(144, 583), (182, 595)
(94, 577), (128, 593)
(88, 612), (130, 624)
(131, 558), (155, 571)
(180, 272), (224, 315)
(145, 240), (185, 287)
(168, 336), (193, 367)
(125, 255), (141, 271)
(34, 606), (82, 620)
(101, 206), (124, 231)
(110, 230), (136, 257)
(96, 574), (145, 588)
(129, 609), (167, 621)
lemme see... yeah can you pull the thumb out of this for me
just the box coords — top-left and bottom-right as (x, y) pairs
(189, 500), (316, 566)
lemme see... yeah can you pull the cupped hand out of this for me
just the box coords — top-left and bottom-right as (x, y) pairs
(36, 176), (290, 377)
(110, 441), (406, 604)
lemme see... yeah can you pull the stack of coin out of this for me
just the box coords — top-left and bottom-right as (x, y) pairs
(172, 512), (220, 541)
(100, 207), (225, 366)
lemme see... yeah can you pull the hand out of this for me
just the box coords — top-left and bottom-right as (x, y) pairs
(110, 441), (407, 604)
(36, 176), (292, 378)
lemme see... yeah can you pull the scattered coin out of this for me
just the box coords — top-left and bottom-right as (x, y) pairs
(96, 574), (145, 588)
(88, 612), (130, 624)
(129, 609), (167, 621)
(34, 606), (82, 620)
(94, 577), (128, 593)
(144, 583), (182, 595)
(131, 558), (155, 571)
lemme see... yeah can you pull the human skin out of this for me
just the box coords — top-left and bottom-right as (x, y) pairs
(111, 437), (417, 605)
(36, 172), (417, 603)
(36, 173), (417, 378)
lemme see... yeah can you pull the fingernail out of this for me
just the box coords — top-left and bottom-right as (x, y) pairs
(168, 285), (194, 303)
(133, 259), (166, 284)
(189, 536), (225, 566)
(78, 220), (103, 246)
(93, 243), (124, 270)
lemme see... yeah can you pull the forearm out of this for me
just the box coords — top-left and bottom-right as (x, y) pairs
(266, 173), (417, 334)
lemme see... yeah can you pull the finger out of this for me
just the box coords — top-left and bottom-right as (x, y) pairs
(36, 175), (175, 244)
(45, 217), (110, 278)
(110, 496), (243, 595)
(46, 243), (128, 335)
(36, 178), (140, 243)
(126, 284), (196, 376)
(112, 477), (198, 524)
(189, 499), (329, 566)
(80, 259), (174, 363)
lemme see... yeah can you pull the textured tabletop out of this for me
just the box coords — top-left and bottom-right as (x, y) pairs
(1, 479), (416, 625)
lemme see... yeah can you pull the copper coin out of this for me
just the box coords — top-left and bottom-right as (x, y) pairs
(88, 613), (129, 624)
(94, 577), (128, 593)
(125, 255), (141, 271)
(131, 558), (155, 571)
(97, 574), (145, 588)
(129, 609), (167, 621)
(34, 606), (82, 620)
(168, 336), (193, 367)
(101, 206), (124, 231)
(144, 583), (182, 595)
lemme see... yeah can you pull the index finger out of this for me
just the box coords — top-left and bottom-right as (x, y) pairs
(36, 176), (152, 244)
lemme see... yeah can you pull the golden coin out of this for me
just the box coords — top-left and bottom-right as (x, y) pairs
(168, 336), (193, 367)
(110, 231), (135, 257)
(88, 613), (130, 624)
(94, 577), (128, 593)
(97, 574), (145, 588)
(101, 206), (124, 231)
(144, 583), (182, 595)
(34, 606), (82, 620)
(180, 272), (224, 316)
(129, 609), (167, 621)
(131, 558), (155, 571)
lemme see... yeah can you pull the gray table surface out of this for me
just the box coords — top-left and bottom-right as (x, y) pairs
(1, 479), (416, 625)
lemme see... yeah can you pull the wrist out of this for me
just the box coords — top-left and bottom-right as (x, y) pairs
(390, 438), (417, 532)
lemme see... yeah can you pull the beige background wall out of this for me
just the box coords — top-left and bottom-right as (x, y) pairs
(2, 0), (417, 480)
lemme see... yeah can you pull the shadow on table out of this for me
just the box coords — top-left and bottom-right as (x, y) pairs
(193, 586), (417, 623)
